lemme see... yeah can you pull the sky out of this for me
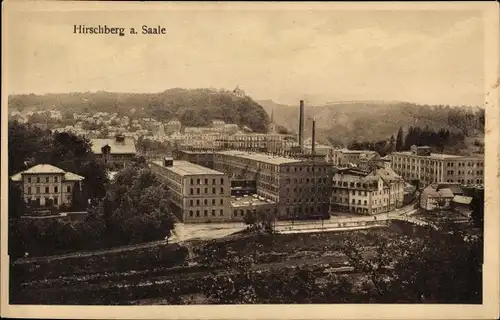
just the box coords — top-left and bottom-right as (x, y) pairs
(5, 6), (486, 106)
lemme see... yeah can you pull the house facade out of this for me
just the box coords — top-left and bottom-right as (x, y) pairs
(10, 164), (84, 209)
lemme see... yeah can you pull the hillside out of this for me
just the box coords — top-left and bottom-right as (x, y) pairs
(257, 100), (484, 147)
(8, 89), (270, 133)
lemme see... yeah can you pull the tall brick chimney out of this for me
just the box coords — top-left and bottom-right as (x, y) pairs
(312, 118), (316, 156)
(299, 100), (305, 151)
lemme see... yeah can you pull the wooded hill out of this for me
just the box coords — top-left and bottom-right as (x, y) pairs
(257, 100), (485, 147)
(8, 89), (270, 133)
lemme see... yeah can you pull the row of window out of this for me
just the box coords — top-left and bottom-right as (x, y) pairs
(27, 176), (60, 183)
(188, 209), (224, 217)
(189, 199), (224, 206)
(445, 170), (483, 176)
(284, 198), (324, 204)
(286, 187), (327, 193)
(331, 197), (390, 205)
(284, 206), (323, 215)
(284, 177), (328, 184)
(333, 180), (377, 189)
(444, 179), (484, 184)
(26, 195), (72, 204)
(189, 187), (224, 195)
(27, 185), (71, 194)
(189, 178), (225, 185)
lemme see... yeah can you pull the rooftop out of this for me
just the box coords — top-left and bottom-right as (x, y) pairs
(391, 151), (481, 159)
(90, 138), (137, 154)
(230, 195), (275, 207)
(216, 150), (302, 165)
(452, 195), (473, 205)
(152, 160), (225, 176)
(335, 149), (378, 154)
(10, 164), (84, 181)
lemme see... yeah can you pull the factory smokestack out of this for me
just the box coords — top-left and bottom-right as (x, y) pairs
(312, 118), (316, 156)
(299, 100), (305, 151)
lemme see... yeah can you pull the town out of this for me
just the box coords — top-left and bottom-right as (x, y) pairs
(8, 87), (484, 305)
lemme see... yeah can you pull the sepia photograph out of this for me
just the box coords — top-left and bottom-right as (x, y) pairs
(1, 1), (499, 319)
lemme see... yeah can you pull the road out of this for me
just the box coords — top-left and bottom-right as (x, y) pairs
(13, 202), (424, 265)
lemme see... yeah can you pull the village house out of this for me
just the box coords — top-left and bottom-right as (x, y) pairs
(90, 133), (137, 170)
(10, 164), (84, 209)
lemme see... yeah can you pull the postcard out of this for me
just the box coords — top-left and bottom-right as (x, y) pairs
(1, 1), (499, 319)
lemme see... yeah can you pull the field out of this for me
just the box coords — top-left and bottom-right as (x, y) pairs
(10, 221), (428, 305)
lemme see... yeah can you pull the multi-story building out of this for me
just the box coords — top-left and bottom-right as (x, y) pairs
(10, 164), (84, 209)
(91, 134), (137, 170)
(166, 120), (182, 135)
(213, 150), (333, 220)
(390, 145), (484, 187)
(150, 158), (231, 223)
(330, 167), (405, 215)
(230, 195), (276, 222)
(326, 149), (380, 168)
(174, 150), (215, 169)
(214, 133), (295, 153)
(212, 120), (226, 132)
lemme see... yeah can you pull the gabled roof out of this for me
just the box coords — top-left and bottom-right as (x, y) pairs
(437, 188), (454, 198)
(90, 138), (136, 155)
(10, 164), (84, 182)
(64, 172), (85, 181)
(20, 164), (65, 174)
(452, 195), (473, 205)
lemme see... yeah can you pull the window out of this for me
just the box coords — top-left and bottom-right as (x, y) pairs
(197, 179), (200, 184)
(212, 179), (216, 184)
(205, 179), (208, 184)
(220, 199), (224, 205)
(190, 188), (193, 195)
(197, 188), (200, 194)
(203, 199), (207, 205)
(28, 187), (31, 194)
(220, 178), (224, 184)
(67, 186), (71, 193)
(36, 187), (40, 193)
(54, 198), (58, 205)
(45, 187), (49, 193)
(196, 200), (200, 205)
(212, 187), (216, 194)
(54, 186), (58, 193)
(46, 177), (50, 183)
(37, 177), (40, 183)
(212, 199), (216, 205)
(364, 200), (367, 205)
(196, 210), (200, 217)
(204, 187), (208, 193)
(190, 211), (194, 217)
(28, 177), (32, 183)
(220, 187), (224, 194)
(212, 210), (216, 216)
(190, 200), (193, 206)
(204, 210), (208, 216)
(190, 179), (194, 184)
(220, 209), (224, 216)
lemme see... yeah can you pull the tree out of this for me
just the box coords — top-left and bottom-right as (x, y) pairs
(341, 222), (482, 303)
(388, 135), (395, 153)
(395, 127), (404, 151)
(470, 189), (484, 229)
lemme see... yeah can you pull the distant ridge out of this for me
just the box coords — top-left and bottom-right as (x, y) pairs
(8, 88), (271, 133)
(256, 99), (484, 147)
